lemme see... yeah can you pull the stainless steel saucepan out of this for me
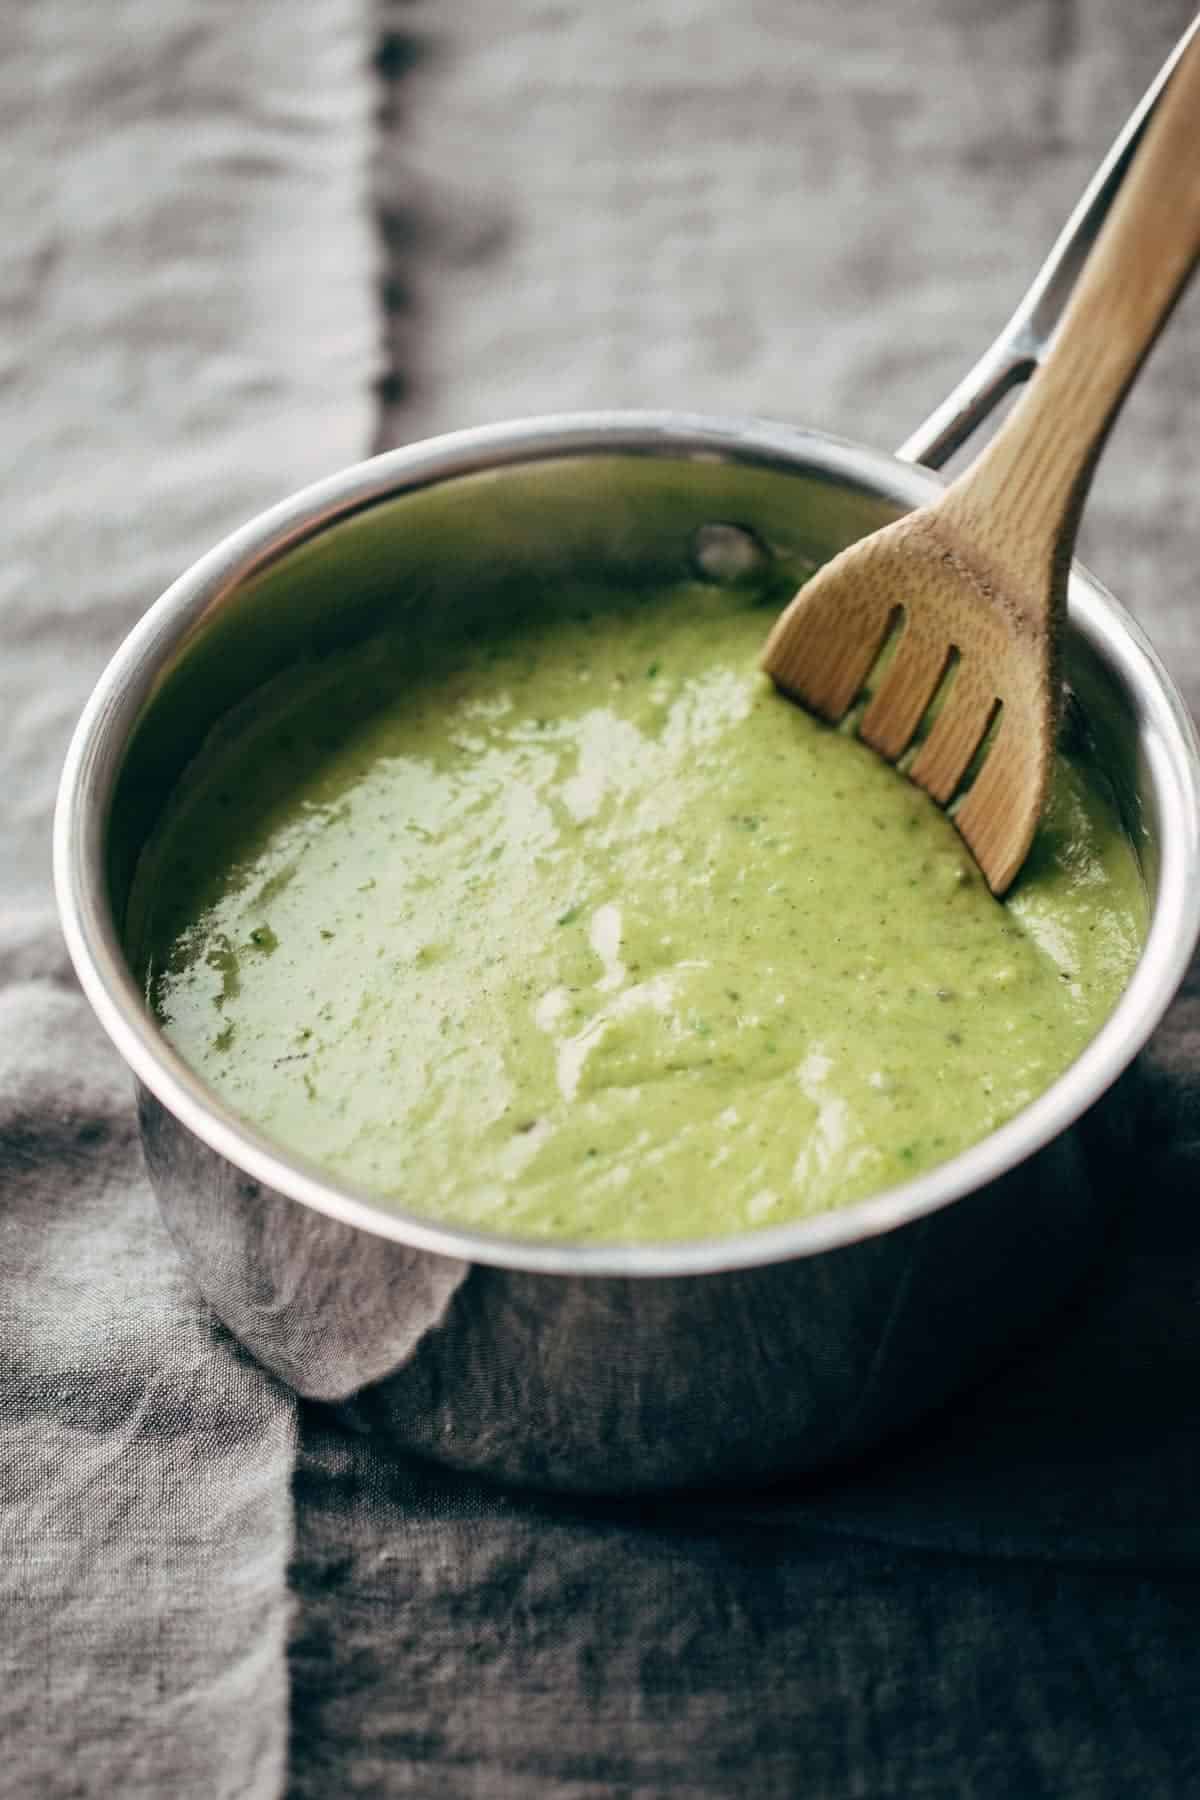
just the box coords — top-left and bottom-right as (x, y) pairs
(54, 29), (1200, 1491)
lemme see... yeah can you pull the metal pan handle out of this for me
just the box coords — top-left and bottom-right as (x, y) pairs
(899, 15), (1200, 470)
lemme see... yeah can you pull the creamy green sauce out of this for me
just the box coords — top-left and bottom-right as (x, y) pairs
(136, 580), (1146, 1242)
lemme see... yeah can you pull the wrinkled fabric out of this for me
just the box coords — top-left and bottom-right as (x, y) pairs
(5, 0), (1200, 1796)
(0, 1), (371, 1794)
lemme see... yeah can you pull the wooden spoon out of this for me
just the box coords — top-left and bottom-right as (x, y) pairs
(761, 34), (1200, 896)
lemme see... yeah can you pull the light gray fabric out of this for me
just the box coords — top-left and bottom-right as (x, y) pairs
(0, 2), (371, 1794)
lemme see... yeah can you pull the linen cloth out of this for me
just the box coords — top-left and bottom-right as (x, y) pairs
(4, 1), (1200, 1795)
(0, 2), (372, 1794)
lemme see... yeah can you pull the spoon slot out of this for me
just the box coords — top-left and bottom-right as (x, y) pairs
(860, 619), (960, 762)
(765, 590), (902, 722)
(911, 681), (1002, 807)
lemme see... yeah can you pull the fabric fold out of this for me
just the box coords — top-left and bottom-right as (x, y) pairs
(0, 2), (373, 1795)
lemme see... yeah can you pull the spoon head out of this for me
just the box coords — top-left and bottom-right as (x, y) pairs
(760, 510), (1059, 896)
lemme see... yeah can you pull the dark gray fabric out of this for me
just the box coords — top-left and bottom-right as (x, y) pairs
(0, 982), (293, 1800)
(290, 1428), (1200, 1799)
(5, 0), (1200, 1795)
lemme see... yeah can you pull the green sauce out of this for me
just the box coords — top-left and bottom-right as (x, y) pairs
(135, 580), (1146, 1242)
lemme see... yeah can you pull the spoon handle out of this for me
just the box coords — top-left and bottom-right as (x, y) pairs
(933, 31), (1200, 625)
(899, 17), (1200, 471)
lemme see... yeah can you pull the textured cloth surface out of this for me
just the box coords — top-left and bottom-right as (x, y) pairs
(0, 1), (372, 1795)
(5, 1), (1200, 1796)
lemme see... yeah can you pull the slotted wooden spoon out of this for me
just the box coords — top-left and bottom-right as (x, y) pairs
(762, 31), (1200, 895)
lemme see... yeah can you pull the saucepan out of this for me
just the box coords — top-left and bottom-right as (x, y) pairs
(54, 31), (1200, 1491)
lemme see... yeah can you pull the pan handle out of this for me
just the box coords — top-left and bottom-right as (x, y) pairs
(898, 15), (1200, 470)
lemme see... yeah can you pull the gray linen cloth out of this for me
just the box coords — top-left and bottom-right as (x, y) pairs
(5, 0), (1200, 1795)
(0, 2), (371, 1794)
